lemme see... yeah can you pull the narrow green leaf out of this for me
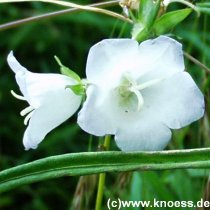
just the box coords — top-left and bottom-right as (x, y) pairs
(132, 23), (151, 42)
(1, 148), (210, 193)
(138, 0), (161, 27)
(132, 0), (161, 41)
(54, 55), (81, 82)
(153, 8), (192, 35)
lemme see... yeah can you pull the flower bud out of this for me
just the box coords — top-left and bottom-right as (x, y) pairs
(119, 0), (140, 10)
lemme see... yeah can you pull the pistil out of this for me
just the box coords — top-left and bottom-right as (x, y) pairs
(11, 90), (34, 125)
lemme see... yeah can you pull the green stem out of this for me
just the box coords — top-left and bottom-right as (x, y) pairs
(95, 135), (111, 210)
(0, 0), (121, 31)
(167, 0), (199, 15)
(88, 135), (93, 152)
(184, 52), (210, 74)
(0, 0), (132, 24)
(95, 173), (106, 210)
(103, 135), (111, 150)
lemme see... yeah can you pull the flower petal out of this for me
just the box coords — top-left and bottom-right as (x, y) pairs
(78, 84), (172, 151)
(86, 39), (139, 88)
(23, 88), (81, 150)
(77, 85), (116, 136)
(136, 36), (184, 82)
(78, 72), (204, 151)
(7, 51), (27, 73)
(8, 52), (79, 108)
(8, 51), (30, 100)
(141, 72), (205, 129)
(78, 84), (140, 136)
(78, 84), (150, 137)
(85, 36), (184, 89)
(115, 122), (172, 151)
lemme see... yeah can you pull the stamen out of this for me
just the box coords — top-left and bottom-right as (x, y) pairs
(20, 106), (34, 116)
(136, 77), (165, 90)
(129, 87), (144, 111)
(11, 90), (34, 126)
(24, 111), (34, 125)
(11, 90), (26, 101)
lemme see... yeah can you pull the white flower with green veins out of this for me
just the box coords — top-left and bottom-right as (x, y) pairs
(78, 36), (205, 151)
(8, 52), (82, 150)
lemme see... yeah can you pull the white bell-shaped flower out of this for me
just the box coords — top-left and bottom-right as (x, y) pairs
(78, 36), (205, 151)
(8, 52), (82, 150)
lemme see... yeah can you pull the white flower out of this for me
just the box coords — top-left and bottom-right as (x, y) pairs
(8, 52), (82, 150)
(77, 36), (205, 151)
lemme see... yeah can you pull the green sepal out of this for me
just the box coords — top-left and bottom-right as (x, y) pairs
(138, 0), (161, 28)
(132, 23), (151, 42)
(54, 56), (81, 82)
(132, 0), (161, 41)
(153, 8), (192, 35)
(66, 84), (85, 96)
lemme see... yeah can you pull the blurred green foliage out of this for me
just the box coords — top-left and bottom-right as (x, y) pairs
(0, 1), (209, 209)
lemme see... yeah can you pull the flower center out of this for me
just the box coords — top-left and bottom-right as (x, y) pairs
(117, 73), (144, 112)
(117, 73), (165, 112)
(11, 90), (35, 125)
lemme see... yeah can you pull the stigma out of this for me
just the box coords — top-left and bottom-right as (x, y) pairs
(11, 90), (35, 125)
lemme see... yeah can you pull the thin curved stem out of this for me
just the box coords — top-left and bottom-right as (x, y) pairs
(166, 0), (200, 16)
(95, 135), (111, 210)
(184, 51), (210, 74)
(0, 1), (121, 31)
(0, 0), (133, 24)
